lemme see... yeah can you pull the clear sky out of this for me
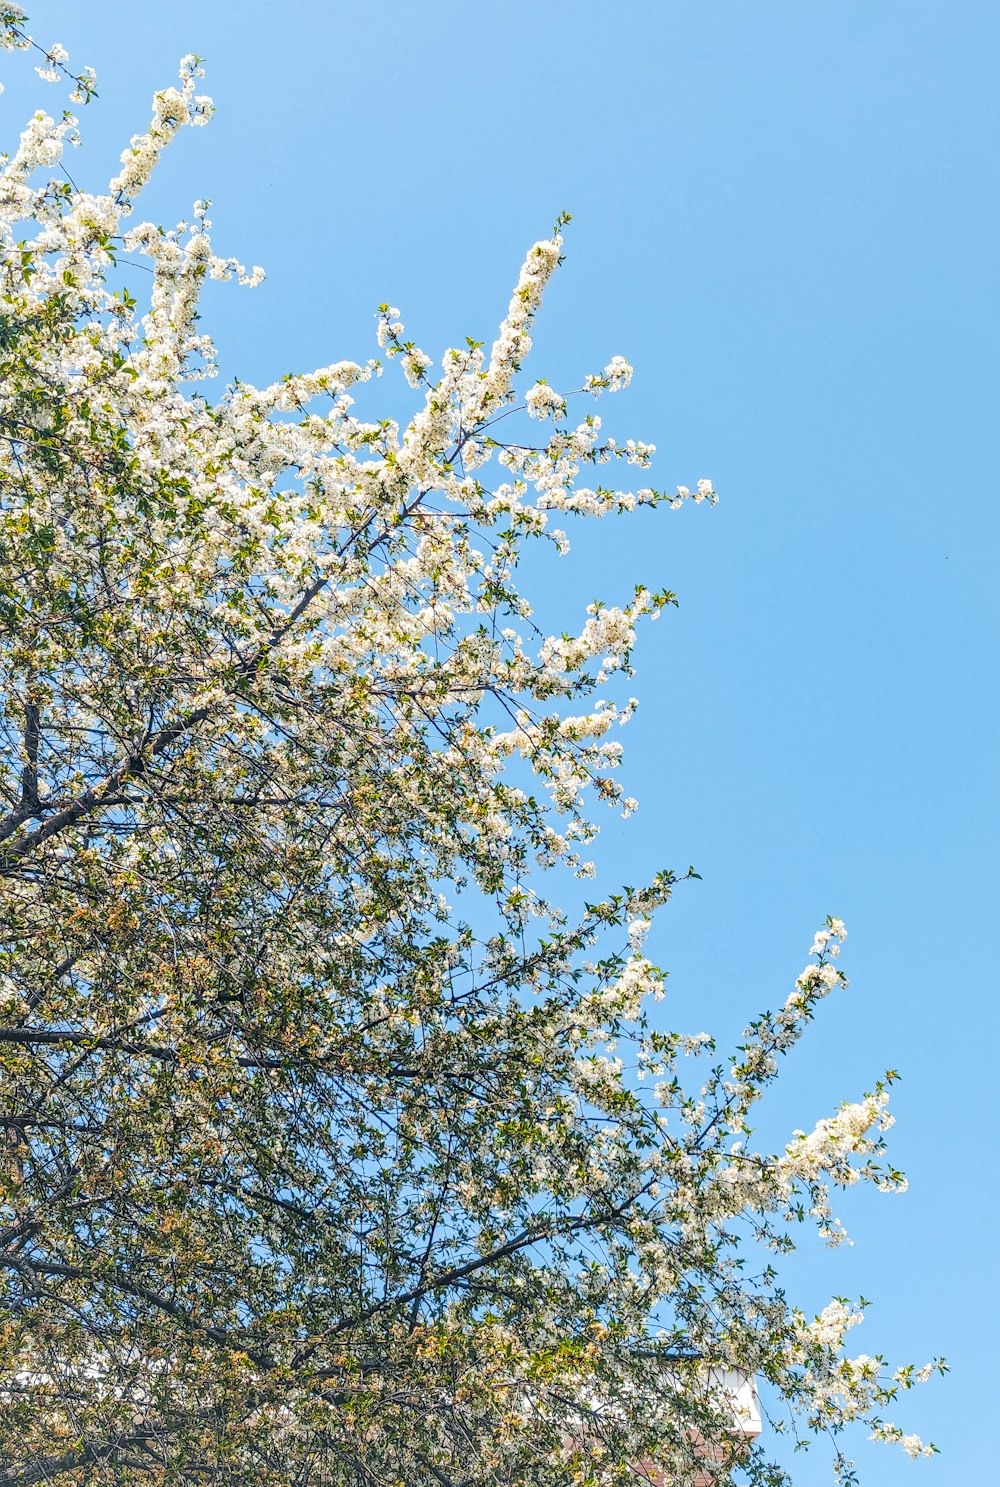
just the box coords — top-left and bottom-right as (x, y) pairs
(4, 2), (998, 1480)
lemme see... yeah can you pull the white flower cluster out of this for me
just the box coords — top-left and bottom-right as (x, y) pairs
(34, 39), (66, 82)
(110, 58), (212, 208)
(811, 917), (846, 956)
(524, 380), (566, 420)
(779, 1092), (894, 1186)
(477, 235), (563, 412)
(585, 355), (634, 394)
(869, 1424), (937, 1459)
(795, 1299), (864, 1351)
(627, 916), (651, 951)
(670, 478), (717, 509)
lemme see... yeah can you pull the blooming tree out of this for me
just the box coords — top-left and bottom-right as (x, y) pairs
(0, 13), (942, 1486)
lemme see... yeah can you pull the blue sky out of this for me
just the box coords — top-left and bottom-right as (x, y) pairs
(5, 2), (999, 1479)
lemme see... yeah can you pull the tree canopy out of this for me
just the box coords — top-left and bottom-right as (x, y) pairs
(0, 14), (942, 1486)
